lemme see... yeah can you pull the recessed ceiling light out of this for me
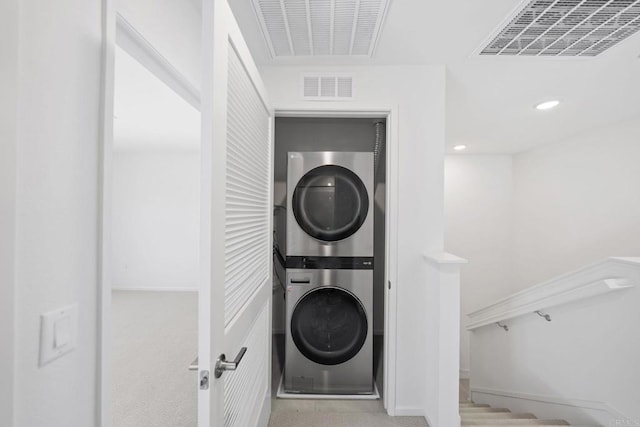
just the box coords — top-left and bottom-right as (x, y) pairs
(535, 100), (560, 111)
(453, 145), (467, 151)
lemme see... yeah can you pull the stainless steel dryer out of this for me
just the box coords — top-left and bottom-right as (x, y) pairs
(286, 152), (374, 258)
(284, 267), (373, 395)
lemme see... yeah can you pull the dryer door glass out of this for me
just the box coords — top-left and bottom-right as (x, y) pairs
(291, 287), (368, 365)
(292, 165), (369, 242)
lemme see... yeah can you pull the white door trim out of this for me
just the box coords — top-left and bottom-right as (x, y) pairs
(0, 0), (19, 424)
(97, 4), (202, 425)
(97, 0), (116, 424)
(273, 107), (400, 414)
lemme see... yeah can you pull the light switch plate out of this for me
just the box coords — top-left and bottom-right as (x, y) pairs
(39, 304), (78, 366)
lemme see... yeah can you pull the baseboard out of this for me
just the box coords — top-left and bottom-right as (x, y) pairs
(393, 407), (424, 417)
(112, 286), (198, 292)
(422, 413), (461, 427)
(459, 369), (470, 379)
(470, 386), (628, 420)
(256, 388), (271, 427)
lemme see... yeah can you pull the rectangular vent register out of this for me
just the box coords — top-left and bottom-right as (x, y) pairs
(479, 0), (640, 57)
(252, 0), (390, 57)
(302, 74), (354, 100)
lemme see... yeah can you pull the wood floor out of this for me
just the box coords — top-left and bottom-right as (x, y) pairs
(459, 401), (571, 426)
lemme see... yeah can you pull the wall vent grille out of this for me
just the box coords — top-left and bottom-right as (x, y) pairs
(252, 0), (390, 57)
(302, 74), (354, 100)
(479, 0), (640, 57)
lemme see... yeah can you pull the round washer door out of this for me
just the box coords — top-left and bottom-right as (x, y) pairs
(292, 165), (369, 242)
(291, 287), (368, 365)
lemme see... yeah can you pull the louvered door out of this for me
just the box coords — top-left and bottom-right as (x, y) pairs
(199, 1), (273, 426)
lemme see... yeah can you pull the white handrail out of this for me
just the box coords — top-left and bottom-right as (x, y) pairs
(467, 257), (640, 331)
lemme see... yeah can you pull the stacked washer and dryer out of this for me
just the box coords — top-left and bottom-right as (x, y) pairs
(281, 151), (375, 395)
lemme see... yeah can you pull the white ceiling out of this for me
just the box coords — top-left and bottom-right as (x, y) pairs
(114, 46), (200, 151)
(230, 0), (640, 154)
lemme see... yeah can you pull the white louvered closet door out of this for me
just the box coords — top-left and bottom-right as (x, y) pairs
(199, 1), (273, 427)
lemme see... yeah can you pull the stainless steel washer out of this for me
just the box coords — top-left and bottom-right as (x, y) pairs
(286, 152), (374, 258)
(284, 268), (373, 395)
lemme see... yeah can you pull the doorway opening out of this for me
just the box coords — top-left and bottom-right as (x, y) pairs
(270, 114), (392, 414)
(106, 25), (201, 427)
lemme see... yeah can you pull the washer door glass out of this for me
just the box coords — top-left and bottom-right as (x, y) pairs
(292, 165), (369, 242)
(291, 287), (368, 365)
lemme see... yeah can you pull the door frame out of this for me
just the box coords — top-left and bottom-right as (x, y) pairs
(0, 0), (19, 424)
(97, 6), (202, 426)
(274, 107), (399, 413)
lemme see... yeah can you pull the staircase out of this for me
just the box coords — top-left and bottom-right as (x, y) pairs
(460, 401), (570, 426)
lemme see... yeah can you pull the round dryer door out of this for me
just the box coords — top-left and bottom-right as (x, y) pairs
(292, 165), (369, 242)
(291, 287), (368, 365)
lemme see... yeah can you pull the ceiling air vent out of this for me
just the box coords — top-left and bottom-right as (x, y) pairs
(302, 74), (354, 100)
(479, 0), (640, 57)
(252, 0), (390, 57)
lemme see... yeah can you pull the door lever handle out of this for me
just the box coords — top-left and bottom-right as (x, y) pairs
(214, 347), (247, 378)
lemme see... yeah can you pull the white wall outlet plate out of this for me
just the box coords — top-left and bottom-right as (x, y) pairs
(39, 304), (78, 366)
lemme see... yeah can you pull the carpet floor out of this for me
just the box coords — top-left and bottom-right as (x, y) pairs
(111, 294), (460, 427)
(111, 290), (198, 427)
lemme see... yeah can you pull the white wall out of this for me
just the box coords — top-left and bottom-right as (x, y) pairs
(447, 118), (640, 375)
(112, 149), (200, 290)
(260, 65), (446, 416)
(13, 0), (101, 425)
(116, 0), (201, 89)
(444, 155), (514, 376)
(512, 117), (640, 289)
(0, 0), (18, 423)
(459, 118), (640, 424)
(470, 260), (640, 425)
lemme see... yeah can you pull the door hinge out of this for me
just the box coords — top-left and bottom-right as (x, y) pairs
(388, 280), (391, 290)
(200, 370), (210, 390)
